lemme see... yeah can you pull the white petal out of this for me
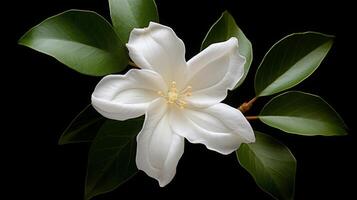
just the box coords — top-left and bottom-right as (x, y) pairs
(170, 103), (254, 155)
(127, 22), (187, 86)
(136, 99), (184, 187)
(186, 38), (246, 107)
(91, 69), (166, 121)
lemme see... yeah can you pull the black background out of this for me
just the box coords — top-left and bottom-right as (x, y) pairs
(4, 0), (356, 199)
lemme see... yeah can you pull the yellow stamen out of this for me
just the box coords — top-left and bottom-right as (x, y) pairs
(157, 81), (192, 109)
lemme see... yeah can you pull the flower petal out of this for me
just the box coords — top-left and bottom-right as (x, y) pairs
(136, 99), (184, 187)
(127, 22), (187, 86)
(91, 69), (166, 121)
(170, 103), (254, 155)
(186, 37), (246, 107)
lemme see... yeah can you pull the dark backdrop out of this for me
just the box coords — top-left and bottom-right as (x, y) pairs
(5, 0), (356, 199)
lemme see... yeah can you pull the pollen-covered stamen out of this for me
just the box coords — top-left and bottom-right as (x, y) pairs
(157, 81), (192, 109)
(180, 85), (192, 97)
(167, 81), (178, 103)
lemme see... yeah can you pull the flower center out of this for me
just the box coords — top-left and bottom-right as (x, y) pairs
(158, 81), (192, 109)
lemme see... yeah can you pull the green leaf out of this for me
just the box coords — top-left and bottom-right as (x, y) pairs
(85, 117), (144, 200)
(237, 131), (296, 200)
(255, 32), (334, 96)
(109, 0), (159, 42)
(201, 11), (252, 88)
(19, 9), (128, 76)
(259, 91), (347, 136)
(59, 104), (105, 145)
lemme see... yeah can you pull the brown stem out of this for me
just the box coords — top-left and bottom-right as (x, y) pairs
(238, 97), (257, 113)
(128, 61), (139, 68)
(245, 116), (259, 120)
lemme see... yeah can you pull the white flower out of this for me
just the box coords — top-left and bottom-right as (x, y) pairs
(91, 22), (255, 187)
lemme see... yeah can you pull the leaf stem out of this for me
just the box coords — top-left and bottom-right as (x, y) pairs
(245, 116), (259, 120)
(239, 97), (258, 113)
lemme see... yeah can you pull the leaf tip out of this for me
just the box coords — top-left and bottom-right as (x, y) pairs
(338, 128), (349, 136)
(18, 30), (31, 46)
(222, 10), (230, 15)
(58, 136), (66, 145)
(17, 37), (25, 45)
(84, 192), (93, 200)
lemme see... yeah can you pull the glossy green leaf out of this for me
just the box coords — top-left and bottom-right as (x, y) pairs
(59, 104), (105, 145)
(201, 11), (252, 88)
(19, 9), (128, 76)
(237, 131), (296, 200)
(259, 91), (347, 136)
(85, 117), (144, 200)
(255, 32), (334, 96)
(109, 0), (159, 42)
